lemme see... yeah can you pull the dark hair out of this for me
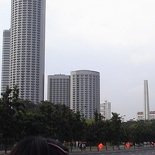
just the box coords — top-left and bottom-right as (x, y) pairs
(9, 137), (69, 155)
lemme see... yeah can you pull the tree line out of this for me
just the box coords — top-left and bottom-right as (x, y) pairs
(1, 86), (155, 152)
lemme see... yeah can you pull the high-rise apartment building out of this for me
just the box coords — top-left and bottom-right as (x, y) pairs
(100, 101), (111, 120)
(70, 70), (100, 119)
(47, 74), (70, 107)
(9, 0), (46, 103)
(1, 30), (10, 93)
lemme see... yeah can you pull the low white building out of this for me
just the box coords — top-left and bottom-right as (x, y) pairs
(100, 101), (111, 120)
(137, 111), (155, 120)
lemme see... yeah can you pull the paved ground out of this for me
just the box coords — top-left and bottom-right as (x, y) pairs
(0, 145), (154, 155)
(71, 147), (155, 155)
(69, 145), (154, 153)
(0, 151), (10, 155)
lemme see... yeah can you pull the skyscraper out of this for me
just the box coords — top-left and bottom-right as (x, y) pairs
(1, 30), (10, 93)
(70, 70), (100, 119)
(9, 0), (46, 103)
(47, 74), (70, 107)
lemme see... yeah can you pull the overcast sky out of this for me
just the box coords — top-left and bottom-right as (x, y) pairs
(0, 0), (155, 120)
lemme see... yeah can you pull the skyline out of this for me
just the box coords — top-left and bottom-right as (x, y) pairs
(1, 0), (155, 120)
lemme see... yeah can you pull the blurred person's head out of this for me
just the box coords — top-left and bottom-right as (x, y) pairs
(9, 137), (69, 155)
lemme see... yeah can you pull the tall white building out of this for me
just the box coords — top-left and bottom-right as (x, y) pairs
(70, 70), (100, 119)
(1, 30), (10, 93)
(100, 101), (111, 120)
(47, 74), (70, 107)
(9, 0), (46, 103)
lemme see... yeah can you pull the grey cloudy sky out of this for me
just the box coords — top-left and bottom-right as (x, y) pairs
(0, 0), (155, 120)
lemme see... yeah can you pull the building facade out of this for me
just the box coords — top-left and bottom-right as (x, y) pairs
(70, 70), (100, 119)
(137, 111), (155, 120)
(1, 30), (10, 93)
(9, 0), (46, 103)
(47, 74), (70, 107)
(100, 101), (111, 120)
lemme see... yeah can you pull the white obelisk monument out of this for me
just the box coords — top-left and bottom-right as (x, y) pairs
(144, 80), (150, 120)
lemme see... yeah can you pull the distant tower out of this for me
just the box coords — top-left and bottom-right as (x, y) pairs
(1, 30), (10, 94)
(144, 80), (150, 120)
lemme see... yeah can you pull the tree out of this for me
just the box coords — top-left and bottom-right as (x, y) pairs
(110, 113), (122, 147)
(0, 86), (26, 153)
(37, 101), (85, 142)
(0, 86), (14, 153)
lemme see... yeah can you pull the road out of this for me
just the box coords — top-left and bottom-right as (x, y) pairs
(103, 148), (155, 154)
(0, 147), (155, 155)
(71, 147), (155, 155)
